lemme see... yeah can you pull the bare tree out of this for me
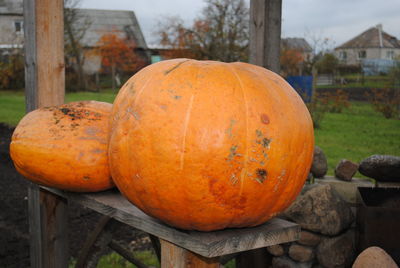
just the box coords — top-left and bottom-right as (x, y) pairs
(64, 0), (91, 91)
(303, 29), (336, 74)
(156, 0), (249, 62)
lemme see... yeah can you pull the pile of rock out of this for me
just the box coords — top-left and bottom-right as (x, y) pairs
(310, 145), (400, 183)
(269, 184), (356, 268)
(334, 154), (400, 182)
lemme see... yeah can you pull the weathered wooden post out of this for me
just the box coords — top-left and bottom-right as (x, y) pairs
(24, 0), (69, 267)
(249, 0), (282, 73)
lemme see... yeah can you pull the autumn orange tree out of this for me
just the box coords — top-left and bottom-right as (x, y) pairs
(97, 31), (144, 91)
(157, 16), (198, 59)
(280, 49), (304, 77)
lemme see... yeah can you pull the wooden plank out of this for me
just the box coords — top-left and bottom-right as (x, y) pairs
(44, 188), (300, 258)
(24, 0), (37, 112)
(39, 189), (69, 267)
(35, 0), (65, 107)
(24, 0), (67, 267)
(161, 239), (220, 268)
(27, 187), (69, 268)
(27, 185), (42, 268)
(75, 216), (112, 268)
(109, 240), (149, 268)
(249, 0), (282, 73)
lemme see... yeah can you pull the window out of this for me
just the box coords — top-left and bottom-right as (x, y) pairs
(358, 50), (366, 59)
(339, 51), (347, 60)
(14, 21), (23, 33)
(387, 50), (394, 59)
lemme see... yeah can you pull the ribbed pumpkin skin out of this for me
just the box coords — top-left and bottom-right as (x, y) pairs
(10, 101), (114, 192)
(109, 59), (314, 231)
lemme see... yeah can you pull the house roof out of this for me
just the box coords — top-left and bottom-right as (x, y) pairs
(336, 25), (400, 49)
(282, 38), (312, 52)
(0, 0), (22, 15)
(74, 9), (148, 49)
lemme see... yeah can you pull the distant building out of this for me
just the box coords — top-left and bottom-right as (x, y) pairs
(281, 37), (313, 61)
(0, 0), (149, 73)
(0, 0), (24, 50)
(334, 24), (400, 66)
(280, 37), (313, 76)
(72, 8), (150, 74)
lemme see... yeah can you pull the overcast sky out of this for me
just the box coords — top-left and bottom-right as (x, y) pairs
(80, 0), (400, 49)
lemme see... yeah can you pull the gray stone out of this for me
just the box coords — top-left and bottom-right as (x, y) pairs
(282, 184), (354, 236)
(359, 155), (400, 182)
(267, 244), (285, 256)
(272, 256), (313, 268)
(298, 230), (321, 246)
(288, 244), (315, 262)
(316, 229), (356, 268)
(311, 146), (328, 178)
(335, 159), (359, 181)
(353, 246), (399, 268)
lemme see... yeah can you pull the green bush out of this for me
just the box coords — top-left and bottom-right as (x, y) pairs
(0, 52), (24, 90)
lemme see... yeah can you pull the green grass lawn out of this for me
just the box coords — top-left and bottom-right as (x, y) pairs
(314, 102), (400, 176)
(0, 89), (116, 126)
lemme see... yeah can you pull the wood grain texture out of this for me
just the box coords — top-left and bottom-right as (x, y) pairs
(44, 188), (300, 258)
(24, 0), (67, 267)
(161, 240), (220, 268)
(39, 189), (69, 268)
(23, 0), (37, 113)
(27, 186), (69, 268)
(249, 0), (282, 73)
(35, 0), (65, 107)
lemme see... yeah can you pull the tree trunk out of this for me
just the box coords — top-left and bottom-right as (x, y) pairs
(65, 18), (87, 91)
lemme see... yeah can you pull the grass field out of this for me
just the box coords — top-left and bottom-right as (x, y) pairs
(314, 102), (400, 175)
(0, 90), (116, 126)
(1, 89), (399, 175)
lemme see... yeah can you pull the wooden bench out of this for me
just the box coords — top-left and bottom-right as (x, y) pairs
(42, 187), (299, 267)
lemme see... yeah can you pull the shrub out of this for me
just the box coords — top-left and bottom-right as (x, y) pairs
(366, 88), (400, 119)
(0, 52), (24, 90)
(307, 89), (351, 128)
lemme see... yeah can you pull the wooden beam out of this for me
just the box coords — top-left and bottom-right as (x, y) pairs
(160, 240), (220, 268)
(43, 188), (300, 258)
(249, 0), (282, 73)
(23, 0), (67, 267)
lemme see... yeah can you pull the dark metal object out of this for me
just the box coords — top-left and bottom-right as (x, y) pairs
(356, 187), (400, 265)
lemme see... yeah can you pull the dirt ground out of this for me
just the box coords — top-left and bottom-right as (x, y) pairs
(0, 123), (151, 267)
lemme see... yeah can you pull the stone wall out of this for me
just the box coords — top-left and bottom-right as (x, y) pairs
(267, 184), (356, 268)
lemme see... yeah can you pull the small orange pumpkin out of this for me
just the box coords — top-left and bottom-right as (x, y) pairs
(10, 101), (114, 192)
(109, 59), (314, 231)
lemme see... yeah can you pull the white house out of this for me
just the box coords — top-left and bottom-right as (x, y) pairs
(335, 24), (400, 66)
(0, 0), (24, 50)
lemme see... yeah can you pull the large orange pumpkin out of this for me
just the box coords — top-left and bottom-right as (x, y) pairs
(10, 101), (114, 192)
(109, 59), (314, 231)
